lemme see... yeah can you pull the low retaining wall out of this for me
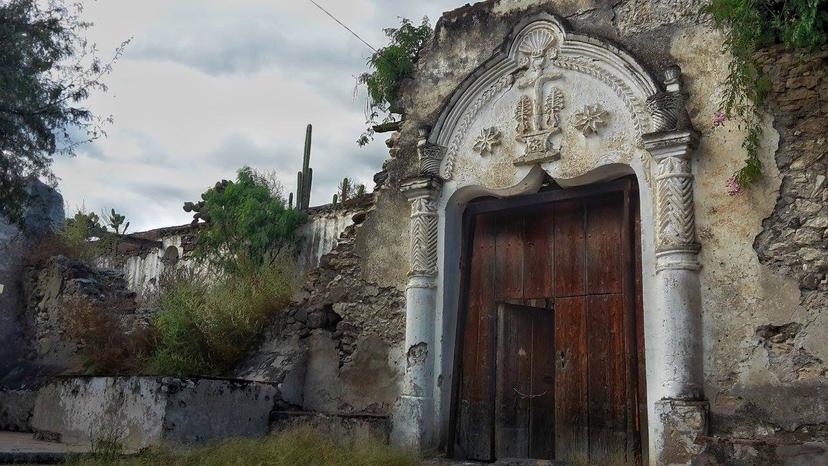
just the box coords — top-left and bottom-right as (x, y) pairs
(31, 377), (278, 450)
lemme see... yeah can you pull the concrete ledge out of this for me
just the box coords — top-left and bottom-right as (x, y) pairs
(31, 376), (278, 451)
(270, 410), (390, 445)
(0, 431), (88, 464)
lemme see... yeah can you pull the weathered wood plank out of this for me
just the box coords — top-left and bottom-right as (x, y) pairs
(495, 213), (525, 303)
(495, 304), (533, 459)
(524, 209), (554, 300)
(553, 200), (585, 298)
(587, 294), (626, 464)
(457, 214), (497, 461)
(530, 305), (556, 459)
(586, 194), (623, 295)
(554, 296), (588, 462)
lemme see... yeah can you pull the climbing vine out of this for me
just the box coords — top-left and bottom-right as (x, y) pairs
(704, 0), (827, 192)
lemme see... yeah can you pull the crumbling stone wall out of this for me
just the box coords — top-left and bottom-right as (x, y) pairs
(739, 46), (828, 433)
(0, 181), (63, 385)
(237, 191), (407, 417)
(16, 255), (150, 383)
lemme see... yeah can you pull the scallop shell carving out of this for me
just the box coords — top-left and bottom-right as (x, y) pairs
(518, 29), (556, 57)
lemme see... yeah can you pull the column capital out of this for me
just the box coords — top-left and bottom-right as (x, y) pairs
(400, 175), (443, 201)
(642, 130), (699, 161)
(646, 130), (701, 263)
(402, 175), (442, 281)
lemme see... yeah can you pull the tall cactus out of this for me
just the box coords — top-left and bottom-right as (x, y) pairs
(293, 124), (314, 211)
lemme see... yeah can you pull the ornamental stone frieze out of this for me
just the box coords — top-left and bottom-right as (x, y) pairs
(430, 15), (659, 187)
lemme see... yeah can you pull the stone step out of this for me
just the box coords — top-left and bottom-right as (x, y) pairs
(425, 458), (569, 466)
(0, 431), (88, 464)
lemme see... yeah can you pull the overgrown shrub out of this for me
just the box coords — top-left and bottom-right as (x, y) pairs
(67, 427), (418, 466)
(150, 262), (293, 376)
(27, 208), (121, 266)
(62, 296), (153, 375)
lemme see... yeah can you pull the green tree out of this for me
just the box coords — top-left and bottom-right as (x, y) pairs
(357, 17), (432, 146)
(192, 167), (306, 273)
(0, 0), (128, 224)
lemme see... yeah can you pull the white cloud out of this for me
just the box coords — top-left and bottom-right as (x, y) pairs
(54, 0), (460, 231)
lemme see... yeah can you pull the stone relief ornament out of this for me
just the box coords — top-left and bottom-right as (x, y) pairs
(441, 74), (515, 179)
(433, 16), (666, 182)
(572, 104), (608, 135)
(647, 66), (685, 132)
(417, 127), (446, 176)
(472, 127), (502, 155)
(512, 30), (566, 166)
(656, 155), (697, 252)
(409, 195), (439, 277)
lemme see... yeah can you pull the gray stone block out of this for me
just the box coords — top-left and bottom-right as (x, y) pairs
(0, 389), (36, 431)
(31, 376), (278, 451)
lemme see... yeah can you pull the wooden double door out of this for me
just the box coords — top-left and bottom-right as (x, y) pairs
(452, 179), (645, 464)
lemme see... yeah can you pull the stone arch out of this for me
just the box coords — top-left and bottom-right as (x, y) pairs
(393, 13), (706, 465)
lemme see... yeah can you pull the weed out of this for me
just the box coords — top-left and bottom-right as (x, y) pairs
(67, 426), (419, 466)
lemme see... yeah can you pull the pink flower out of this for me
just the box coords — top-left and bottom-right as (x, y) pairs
(713, 111), (726, 127)
(726, 175), (741, 196)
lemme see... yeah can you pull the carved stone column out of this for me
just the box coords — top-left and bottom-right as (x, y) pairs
(643, 130), (709, 465)
(391, 174), (443, 451)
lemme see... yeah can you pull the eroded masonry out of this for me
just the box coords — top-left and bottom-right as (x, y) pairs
(1, 1), (827, 465)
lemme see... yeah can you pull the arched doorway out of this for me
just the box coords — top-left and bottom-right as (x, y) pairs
(391, 13), (708, 465)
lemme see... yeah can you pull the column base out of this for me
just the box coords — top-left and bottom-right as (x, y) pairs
(390, 395), (434, 452)
(654, 398), (709, 465)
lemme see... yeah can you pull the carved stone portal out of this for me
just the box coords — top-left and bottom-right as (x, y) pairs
(399, 13), (706, 465)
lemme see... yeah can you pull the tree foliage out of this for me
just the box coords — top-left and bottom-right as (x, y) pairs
(192, 167), (306, 273)
(0, 0), (128, 224)
(357, 17), (432, 146)
(704, 0), (828, 188)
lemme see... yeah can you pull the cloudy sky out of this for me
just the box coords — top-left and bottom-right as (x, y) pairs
(54, 0), (461, 231)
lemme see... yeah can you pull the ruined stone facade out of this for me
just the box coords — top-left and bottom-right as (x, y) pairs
(237, 191), (409, 418)
(2, 2), (826, 464)
(240, 1), (827, 464)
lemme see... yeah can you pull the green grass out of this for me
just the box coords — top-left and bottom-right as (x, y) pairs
(67, 428), (419, 466)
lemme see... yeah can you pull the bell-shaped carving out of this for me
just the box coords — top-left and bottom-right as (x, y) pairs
(417, 126), (446, 176)
(647, 92), (681, 132)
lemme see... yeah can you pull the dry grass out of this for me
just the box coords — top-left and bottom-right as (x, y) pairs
(63, 296), (154, 375)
